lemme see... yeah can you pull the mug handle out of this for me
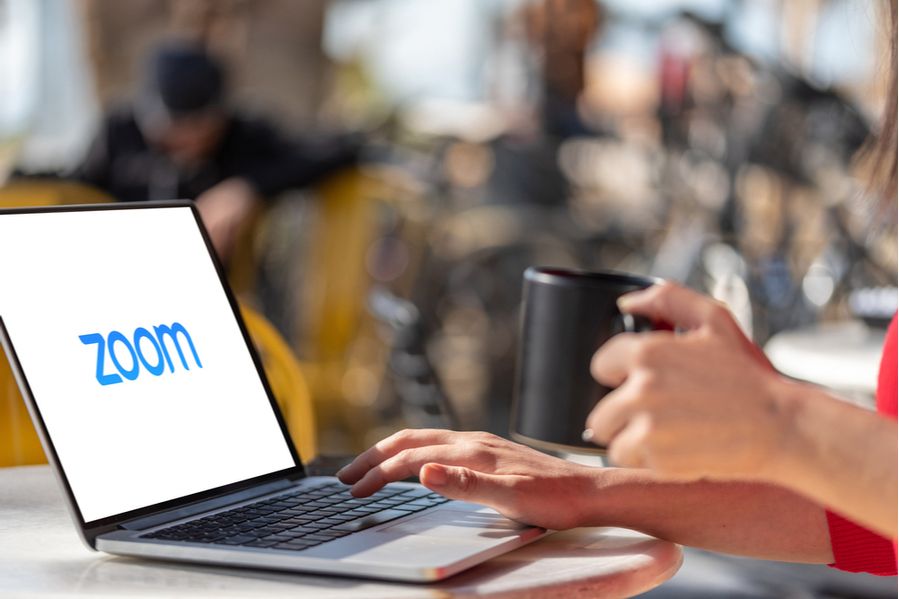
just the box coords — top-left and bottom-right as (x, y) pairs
(620, 313), (655, 333)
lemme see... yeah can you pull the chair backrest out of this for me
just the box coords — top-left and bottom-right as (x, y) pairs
(0, 179), (114, 208)
(0, 353), (45, 466)
(239, 304), (317, 462)
(294, 170), (382, 451)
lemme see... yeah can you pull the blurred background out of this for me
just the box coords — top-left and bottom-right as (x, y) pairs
(0, 1), (896, 595)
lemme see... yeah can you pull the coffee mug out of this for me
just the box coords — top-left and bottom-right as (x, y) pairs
(510, 267), (660, 454)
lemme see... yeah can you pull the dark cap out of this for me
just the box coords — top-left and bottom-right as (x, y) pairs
(141, 41), (226, 117)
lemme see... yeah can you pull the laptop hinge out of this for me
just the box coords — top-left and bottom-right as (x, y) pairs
(120, 478), (296, 531)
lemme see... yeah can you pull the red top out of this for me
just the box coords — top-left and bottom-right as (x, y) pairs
(825, 315), (897, 575)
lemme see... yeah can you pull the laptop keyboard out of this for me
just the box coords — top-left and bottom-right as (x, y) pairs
(142, 483), (449, 552)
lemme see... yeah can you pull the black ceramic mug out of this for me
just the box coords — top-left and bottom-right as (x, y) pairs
(511, 267), (660, 454)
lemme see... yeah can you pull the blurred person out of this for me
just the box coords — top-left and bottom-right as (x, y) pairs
(524, 0), (602, 137)
(480, 0), (603, 208)
(74, 41), (357, 260)
(336, 3), (898, 576)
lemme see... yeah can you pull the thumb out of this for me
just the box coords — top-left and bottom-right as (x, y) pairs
(419, 463), (511, 505)
(617, 282), (725, 332)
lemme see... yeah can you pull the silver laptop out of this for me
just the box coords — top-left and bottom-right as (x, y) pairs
(0, 201), (547, 582)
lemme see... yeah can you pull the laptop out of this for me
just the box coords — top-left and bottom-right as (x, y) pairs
(0, 201), (547, 582)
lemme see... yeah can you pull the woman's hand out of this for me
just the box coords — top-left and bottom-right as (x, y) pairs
(587, 282), (796, 482)
(336, 429), (600, 530)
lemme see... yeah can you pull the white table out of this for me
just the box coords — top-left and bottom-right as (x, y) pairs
(765, 320), (886, 405)
(0, 466), (681, 598)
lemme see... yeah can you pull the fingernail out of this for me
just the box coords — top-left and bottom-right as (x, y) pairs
(424, 465), (447, 487)
(581, 428), (595, 442)
(617, 296), (635, 311)
(336, 466), (348, 479)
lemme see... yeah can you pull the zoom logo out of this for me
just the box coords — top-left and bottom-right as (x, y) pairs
(80, 323), (203, 386)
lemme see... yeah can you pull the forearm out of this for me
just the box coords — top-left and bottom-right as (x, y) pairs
(774, 382), (897, 538)
(582, 468), (833, 563)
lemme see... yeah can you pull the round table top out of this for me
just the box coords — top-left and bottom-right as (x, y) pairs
(764, 320), (886, 396)
(0, 466), (681, 598)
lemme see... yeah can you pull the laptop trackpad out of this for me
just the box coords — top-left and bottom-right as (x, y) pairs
(380, 508), (530, 540)
(316, 507), (536, 567)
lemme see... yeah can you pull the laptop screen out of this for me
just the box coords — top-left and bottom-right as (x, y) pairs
(0, 205), (298, 523)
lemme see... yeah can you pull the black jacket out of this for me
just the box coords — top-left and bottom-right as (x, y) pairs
(74, 108), (357, 202)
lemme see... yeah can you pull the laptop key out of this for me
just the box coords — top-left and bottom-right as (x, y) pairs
(287, 537), (321, 547)
(323, 514), (356, 522)
(288, 526), (320, 535)
(261, 534), (294, 542)
(276, 541), (319, 551)
(314, 529), (351, 538)
(402, 499), (439, 508)
(283, 519), (314, 527)
(317, 518), (346, 526)
(217, 528), (241, 537)
(391, 503), (429, 513)
(339, 499), (369, 507)
(378, 499), (407, 506)
(301, 534), (338, 543)
(399, 488), (432, 499)
(249, 527), (279, 537)
(220, 534), (256, 545)
(333, 510), (410, 532)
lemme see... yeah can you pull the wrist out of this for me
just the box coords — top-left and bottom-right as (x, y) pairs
(759, 376), (816, 488)
(573, 465), (636, 528)
(567, 464), (608, 528)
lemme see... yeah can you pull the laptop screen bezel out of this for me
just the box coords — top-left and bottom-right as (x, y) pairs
(0, 201), (305, 545)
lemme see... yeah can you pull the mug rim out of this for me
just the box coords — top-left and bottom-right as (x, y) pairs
(524, 266), (662, 289)
(509, 430), (608, 456)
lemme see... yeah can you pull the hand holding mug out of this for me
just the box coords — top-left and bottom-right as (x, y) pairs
(586, 282), (796, 482)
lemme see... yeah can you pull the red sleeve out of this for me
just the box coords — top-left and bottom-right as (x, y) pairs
(826, 315), (897, 576)
(875, 315), (898, 419)
(826, 511), (897, 575)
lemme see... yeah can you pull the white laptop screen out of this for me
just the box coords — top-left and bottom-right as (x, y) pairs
(0, 206), (297, 523)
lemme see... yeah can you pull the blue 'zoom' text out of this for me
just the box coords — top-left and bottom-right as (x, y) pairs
(79, 323), (203, 385)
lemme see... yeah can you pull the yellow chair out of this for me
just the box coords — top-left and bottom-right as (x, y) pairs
(240, 304), (317, 462)
(0, 354), (44, 466)
(296, 169), (383, 452)
(297, 167), (432, 453)
(0, 179), (114, 207)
